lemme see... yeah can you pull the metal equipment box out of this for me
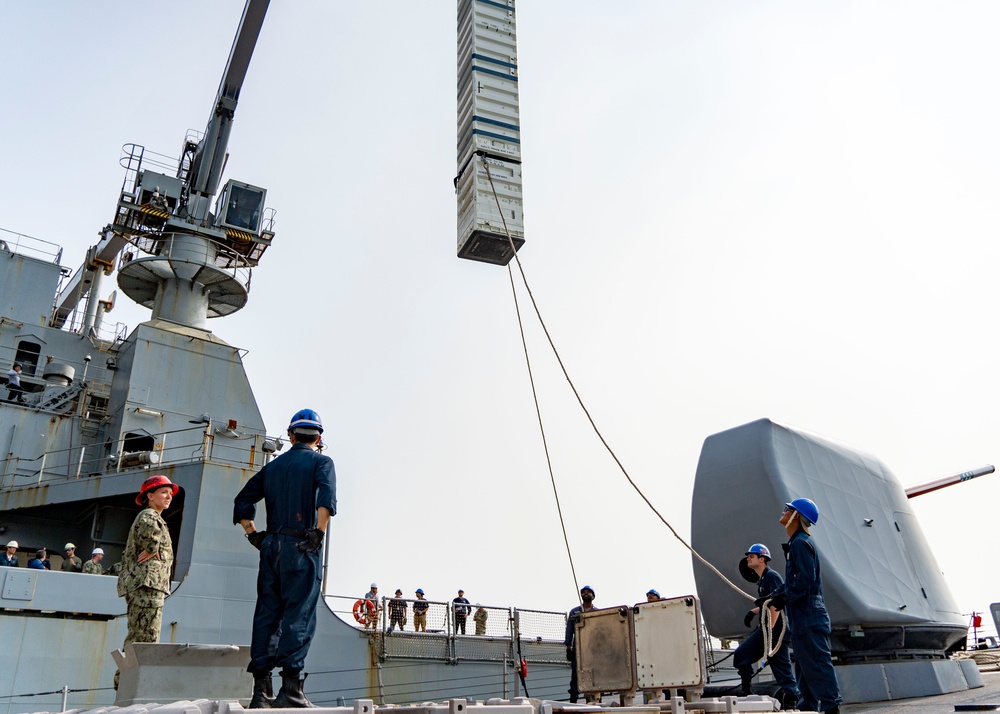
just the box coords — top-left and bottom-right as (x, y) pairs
(577, 606), (636, 694)
(634, 595), (705, 690)
(574, 596), (705, 700)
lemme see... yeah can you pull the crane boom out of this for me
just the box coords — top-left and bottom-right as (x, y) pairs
(187, 0), (270, 215)
(51, 0), (271, 330)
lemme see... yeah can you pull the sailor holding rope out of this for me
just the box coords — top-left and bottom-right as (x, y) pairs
(769, 498), (843, 714)
(733, 543), (799, 708)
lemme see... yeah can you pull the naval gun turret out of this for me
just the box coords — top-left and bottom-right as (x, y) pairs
(691, 419), (983, 702)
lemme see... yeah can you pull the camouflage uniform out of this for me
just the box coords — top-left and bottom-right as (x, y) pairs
(82, 559), (104, 575)
(117, 507), (173, 644)
(474, 607), (488, 635)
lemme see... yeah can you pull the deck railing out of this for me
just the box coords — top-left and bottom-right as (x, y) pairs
(0, 421), (282, 489)
(0, 226), (62, 263)
(324, 594), (569, 665)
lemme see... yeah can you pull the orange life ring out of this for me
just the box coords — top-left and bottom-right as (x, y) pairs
(353, 598), (377, 625)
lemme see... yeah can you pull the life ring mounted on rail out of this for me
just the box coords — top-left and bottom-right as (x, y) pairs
(353, 598), (377, 626)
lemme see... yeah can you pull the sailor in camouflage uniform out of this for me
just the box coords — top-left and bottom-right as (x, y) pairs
(82, 547), (106, 575)
(117, 475), (177, 646)
(474, 605), (488, 635)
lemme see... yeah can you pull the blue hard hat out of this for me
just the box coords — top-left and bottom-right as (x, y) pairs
(415, 588), (424, 595)
(786, 498), (819, 526)
(580, 585), (595, 595)
(646, 589), (660, 597)
(288, 408), (323, 434)
(745, 543), (771, 560)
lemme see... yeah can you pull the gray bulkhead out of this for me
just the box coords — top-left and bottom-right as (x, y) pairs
(105, 319), (267, 468)
(0, 245), (62, 326)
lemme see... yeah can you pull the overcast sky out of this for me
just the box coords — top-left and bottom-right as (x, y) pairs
(1, 2), (998, 636)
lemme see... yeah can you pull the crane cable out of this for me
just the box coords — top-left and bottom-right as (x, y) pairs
(482, 158), (753, 604)
(507, 265), (580, 600)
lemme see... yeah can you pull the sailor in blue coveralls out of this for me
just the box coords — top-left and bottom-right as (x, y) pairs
(733, 543), (799, 709)
(769, 498), (842, 714)
(235, 408), (336, 709)
(564, 585), (596, 703)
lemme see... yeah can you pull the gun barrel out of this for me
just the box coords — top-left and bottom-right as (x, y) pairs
(905, 464), (995, 498)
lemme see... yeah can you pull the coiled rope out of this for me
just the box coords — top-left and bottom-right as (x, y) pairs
(759, 599), (786, 657)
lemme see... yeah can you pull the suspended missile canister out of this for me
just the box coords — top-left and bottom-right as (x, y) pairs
(456, 0), (524, 265)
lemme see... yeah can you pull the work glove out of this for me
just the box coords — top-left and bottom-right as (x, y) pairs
(297, 528), (324, 553)
(754, 597), (767, 608)
(769, 593), (786, 611)
(246, 530), (266, 551)
(566, 646), (574, 662)
(743, 610), (756, 628)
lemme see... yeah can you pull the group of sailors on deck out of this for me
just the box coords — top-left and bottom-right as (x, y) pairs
(1, 540), (112, 574)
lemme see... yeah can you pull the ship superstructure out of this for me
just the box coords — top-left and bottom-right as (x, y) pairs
(0, 3), (571, 712)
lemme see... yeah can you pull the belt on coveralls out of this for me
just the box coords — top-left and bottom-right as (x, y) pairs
(274, 527), (307, 538)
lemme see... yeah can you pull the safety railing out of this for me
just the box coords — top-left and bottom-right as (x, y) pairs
(325, 594), (568, 665)
(55, 302), (129, 344)
(126, 232), (253, 289)
(0, 353), (113, 424)
(0, 422), (280, 489)
(0, 226), (63, 263)
(966, 611), (999, 651)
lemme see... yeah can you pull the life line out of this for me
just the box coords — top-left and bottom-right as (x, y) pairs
(353, 598), (377, 624)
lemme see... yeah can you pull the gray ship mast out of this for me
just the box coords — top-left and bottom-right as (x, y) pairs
(52, 0), (273, 333)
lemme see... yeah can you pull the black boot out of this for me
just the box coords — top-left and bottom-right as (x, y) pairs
(779, 689), (799, 710)
(250, 672), (275, 709)
(272, 670), (315, 708)
(740, 678), (753, 696)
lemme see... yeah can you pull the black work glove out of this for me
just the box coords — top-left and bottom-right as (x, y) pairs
(297, 528), (324, 553)
(743, 610), (756, 628)
(769, 593), (786, 611)
(246, 530), (266, 550)
(566, 646), (574, 662)
(754, 597), (766, 608)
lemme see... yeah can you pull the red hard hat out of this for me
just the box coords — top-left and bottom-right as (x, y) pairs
(136, 474), (179, 506)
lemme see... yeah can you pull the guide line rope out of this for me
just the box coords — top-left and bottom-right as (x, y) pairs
(506, 265), (580, 601)
(481, 158), (753, 604)
(760, 599), (786, 658)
